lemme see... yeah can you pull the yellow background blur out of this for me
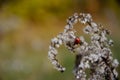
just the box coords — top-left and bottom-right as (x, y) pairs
(0, 0), (120, 80)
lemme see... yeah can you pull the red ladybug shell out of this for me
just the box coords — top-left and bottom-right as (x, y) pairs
(74, 37), (81, 44)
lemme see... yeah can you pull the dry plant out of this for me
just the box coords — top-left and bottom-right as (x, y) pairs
(48, 13), (119, 80)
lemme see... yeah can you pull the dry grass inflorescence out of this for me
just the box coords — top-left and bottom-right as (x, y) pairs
(48, 13), (119, 80)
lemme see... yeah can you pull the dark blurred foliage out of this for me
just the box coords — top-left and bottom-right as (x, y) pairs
(116, 0), (120, 5)
(0, 0), (19, 8)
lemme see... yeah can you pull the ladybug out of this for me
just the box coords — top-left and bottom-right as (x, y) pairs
(74, 37), (81, 45)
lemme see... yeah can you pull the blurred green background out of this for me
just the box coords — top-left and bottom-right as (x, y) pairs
(0, 0), (120, 80)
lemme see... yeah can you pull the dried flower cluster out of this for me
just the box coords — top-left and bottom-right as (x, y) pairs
(48, 13), (119, 80)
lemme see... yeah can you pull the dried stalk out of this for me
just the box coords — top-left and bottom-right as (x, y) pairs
(48, 13), (119, 80)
